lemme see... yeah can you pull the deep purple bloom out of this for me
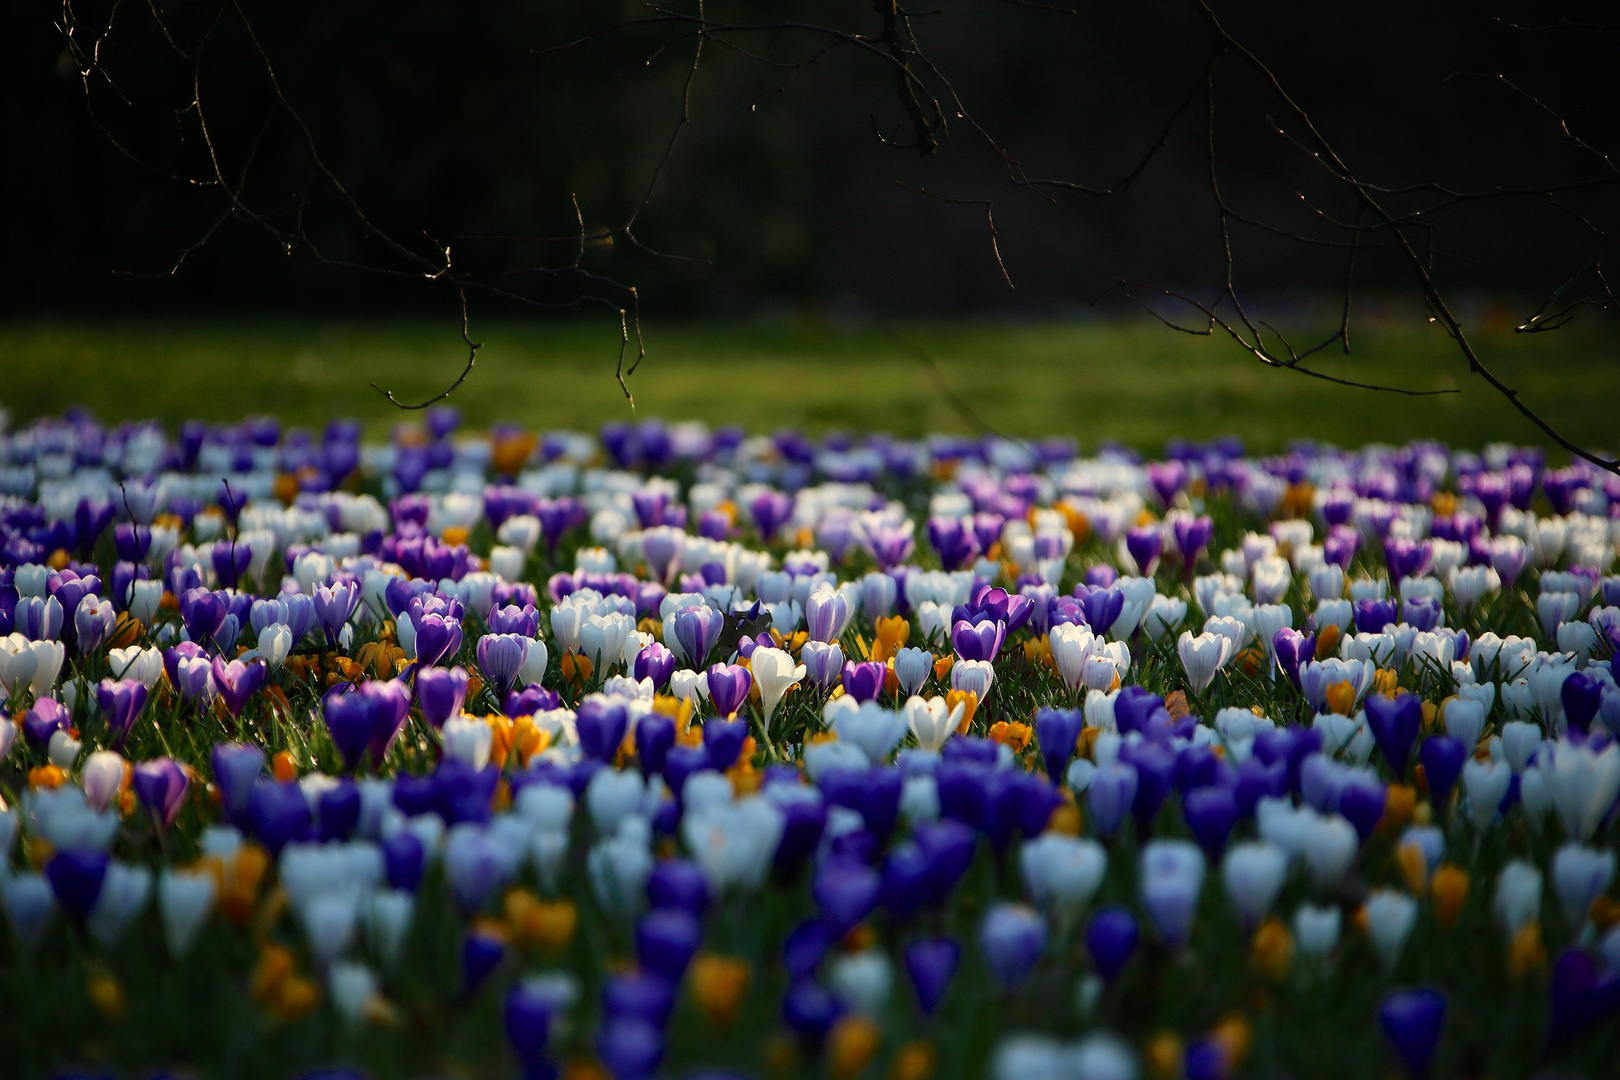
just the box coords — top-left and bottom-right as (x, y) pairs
(812, 861), (882, 936)
(782, 981), (844, 1042)
(46, 850), (109, 920)
(1546, 948), (1620, 1054)
(1378, 988), (1446, 1077)
(1273, 628), (1315, 691)
(634, 713), (675, 776)
(463, 931), (506, 994)
(1126, 525), (1163, 576)
(602, 971), (676, 1025)
(647, 858), (710, 915)
(577, 698), (630, 762)
(701, 718), (748, 772)
(951, 618), (1005, 663)
(1365, 692), (1423, 780)
(313, 580), (360, 644)
(417, 666), (471, 727)
(180, 587), (227, 645)
(504, 982), (555, 1067)
(839, 661), (887, 703)
(1148, 460), (1188, 506)
(1034, 707), (1084, 784)
(22, 697), (70, 748)
(1339, 778), (1387, 842)
(928, 517), (980, 572)
(413, 612), (465, 667)
(1086, 906), (1139, 981)
(750, 491), (794, 541)
(1383, 537), (1433, 581)
(597, 1018), (664, 1080)
(1172, 515), (1214, 571)
(318, 781), (362, 841)
(633, 642), (676, 691)
(1354, 598), (1399, 634)
(247, 781), (311, 853)
(1183, 785), (1239, 857)
(95, 678), (148, 747)
(133, 757), (190, 832)
(705, 663), (753, 718)
(1419, 736), (1467, 807)
(1562, 671), (1603, 734)
(1323, 526), (1360, 569)
(635, 908), (702, 981)
(904, 938), (961, 1016)
(1076, 586), (1125, 636)
(383, 831), (427, 891)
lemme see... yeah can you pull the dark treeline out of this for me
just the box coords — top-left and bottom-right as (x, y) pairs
(3, 0), (1617, 318)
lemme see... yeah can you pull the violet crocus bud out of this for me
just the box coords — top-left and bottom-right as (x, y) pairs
(1365, 693), (1422, 781)
(1378, 988), (1446, 1078)
(210, 655), (266, 718)
(841, 661), (887, 704)
(633, 642), (676, 692)
(1140, 840), (1205, 947)
(705, 663), (753, 719)
(416, 666), (471, 728)
(95, 678), (148, 748)
(903, 937), (960, 1015)
(212, 742), (264, 823)
(477, 633), (531, 693)
(133, 756), (190, 833)
(801, 641), (844, 692)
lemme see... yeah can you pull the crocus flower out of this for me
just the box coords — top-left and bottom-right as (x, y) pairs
(841, 661), (887, 704)
(1378, 988), (1446, 1077)
(903, 937), (960, 1015)
(1419, 736), (1467, 807)
(1178, 631), (1234, 695)
(633, 642), (676, 692)
(1140, 840), (1206, 947)
(805, 584), (853, 644)
(45, 849), (109, 921)
(417, 665), (471, 727)
(477, 633), (531, 693)
(672, 605), (725, 669)
(313, 579), (361, 644)
(1034, 707), (1084, 784)
(979, 902), (1046, 989)
(94, 678), (148, 747)
(1364, 693), (1422, 780)
(504, 980), (556, 1070)
(577, 698), (630, 762)
(133, 757), (190, 833)
(751, 647), (806, 724)
(1546, 948), (1620, 1054)
(81, 750), (125, 814)
(210, 655), (266, 719)
(705, 663), (753, 719)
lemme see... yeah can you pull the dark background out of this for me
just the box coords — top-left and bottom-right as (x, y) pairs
(4, 0), (1618, 318)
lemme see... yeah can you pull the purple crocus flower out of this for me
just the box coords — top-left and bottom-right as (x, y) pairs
(505, 684), (560, 719)
(1365, 693), (1422, 781)
(1087, 763), (1138, 838)
(1148, 460), (1187, 506)
(672, 605), (725, 669)
(504, 981), (556, 1070)
(477, 633), (531, 693)
(1339, 777), (1388, 842)
(1383, 537), (1433, 581)
(95, 678), (148, 748)
(783, 981), (843, 1042)
(750, 491), (794, 542)
(927, 517), (979, 572)
(647, 858), (710, 915)
(23, 697), (70, 748)
(1034, 707), (1084, 784)
(73, 598), (115, 655)
(812, 860), (882, 936)
(596, 1019), (664, 1080)
(211, 742), (264, 824)
(577, 698), (629, 762)
(1172, 515), (1214, 572)
(133, 757), (190, 833)
(635, 713), (676, 776)
(463, 930), (506, 994)
(1378, 988), (1446, 1077)
(903, 938), (961, 1016)
(1126, 525), (1163, 577)
(705, 663), (753, 718)
(45, 850), (109, 921)
(1076, 585), (1125, 636)
(1546, 948), (1620, 1055)
(413, 612), (465, 667)
(702, 718), (749, 771)
(1086, 906), (1139, 981)
(313, 579), (360, 644)
(1562, 671), (1603, 734)
(633, 642), (676, 691)
(487, 603), (539, 639)
(179, 587), (227, 646)
(864, 522), (916, 570)
(1354, 597), (1399, 634)
(174, 655), (216, 705)
(951, 618), (1005, 663)
(979, 903), (1046, 989)
(1273, 628), (1316, 690)
(211, 540), (251, 589)
(210, 655), (266, 718)
(1183, 785), (1239, 857)
(635, 908), (702, 982)
(1419, 736), (1467, 806)
(1323, 526), (1360, 569)
(839, 661), (886, 704)
(417, 665), (471, 727)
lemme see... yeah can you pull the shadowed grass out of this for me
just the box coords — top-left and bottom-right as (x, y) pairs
(2, 317), (1616, 454)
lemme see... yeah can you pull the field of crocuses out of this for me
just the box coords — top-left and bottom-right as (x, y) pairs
(2, 411), (1619, 1080)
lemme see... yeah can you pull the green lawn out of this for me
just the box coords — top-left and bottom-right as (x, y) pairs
(2, 317), (1614, 455)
